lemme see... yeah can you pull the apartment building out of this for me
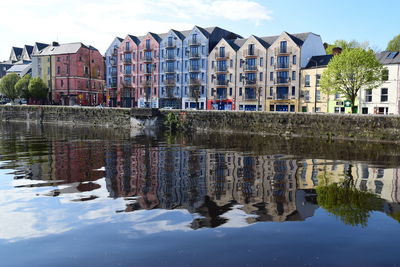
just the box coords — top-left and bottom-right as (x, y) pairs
(207, 38), (239, 110)
(266, 32), (326, 112)
(359, 51), (400, 115)
(159, 29), (190, 109)
(104, 37), (122, 107)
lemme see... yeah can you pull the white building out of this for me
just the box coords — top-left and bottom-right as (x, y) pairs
(359, 51), (400, 115)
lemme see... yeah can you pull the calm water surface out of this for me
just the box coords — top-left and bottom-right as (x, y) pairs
(0, 122), (399, 266)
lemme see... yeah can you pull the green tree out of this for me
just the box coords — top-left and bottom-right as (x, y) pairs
(15, 74), (31, 100)
(325, 39), (370, 54)
(386, 34), (400, 51)
(28, 77), (48, 103)
(0, 73), (21, 101)
(320, 48), (385, 113)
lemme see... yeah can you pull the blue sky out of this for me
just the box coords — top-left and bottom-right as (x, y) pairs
(1, 0), (399, 59)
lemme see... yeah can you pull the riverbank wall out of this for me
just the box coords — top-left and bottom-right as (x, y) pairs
(1, 105), (400, 142)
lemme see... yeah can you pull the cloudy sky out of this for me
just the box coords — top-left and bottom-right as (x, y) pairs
(1, 0), (399, 59)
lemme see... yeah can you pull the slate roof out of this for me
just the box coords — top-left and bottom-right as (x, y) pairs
(35, 42), (49, 51)
(12, 47), (23, 57)
(117, 37), (123, 42)
(376, 51), (400, 65)
(36, 42), (93, 56)
(127, 35), (141, 45)
(24, 45), (34, 56)
(304, 55), (334, 69)
(7, 63), (31, 73)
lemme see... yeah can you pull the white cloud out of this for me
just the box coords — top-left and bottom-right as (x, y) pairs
(0, 0), (272, 58)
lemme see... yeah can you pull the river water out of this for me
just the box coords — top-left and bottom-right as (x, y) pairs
(0, 122), (399, 266)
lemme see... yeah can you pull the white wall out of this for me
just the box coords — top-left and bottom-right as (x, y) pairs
(300, 34), (326, 68)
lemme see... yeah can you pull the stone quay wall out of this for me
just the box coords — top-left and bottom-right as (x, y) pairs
(1, 106), (400, 142)
(164, 110), (400, 142)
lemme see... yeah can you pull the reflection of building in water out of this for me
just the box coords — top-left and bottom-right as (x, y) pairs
(105, 143), (159, 210)
(204, 152), (317, 223)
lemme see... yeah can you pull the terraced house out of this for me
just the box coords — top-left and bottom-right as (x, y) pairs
(182, 26), (242, 110)
(159, 29), (189, 109)
(104, 37), (122, 107)
(266, 32), (326, 112)
(117, 35), (140, 108)
(137, 33), (165, 108)
(207, 38), (239, 110)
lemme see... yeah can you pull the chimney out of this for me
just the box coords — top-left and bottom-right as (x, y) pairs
(52, 41), (60, 46)
(332, 47), (342, 55)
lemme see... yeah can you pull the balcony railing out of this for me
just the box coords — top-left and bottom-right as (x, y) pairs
(189, 39), (201, 46)
(142, 80), (152, 87)
(215, 93), (228, 100)
(244, 65), (257, 72)
(124, 47), (132, 53)
(123, 58), (132, 64)
(166, 41), (176, 49)
(123, 71), (131, 76)
(243, 94), (257, 101)
(243, 49), (259, 58)
(143, 56), (153, 63)
(216, 65), (228, 73)
(244, 79), (257, 85)
(215, 52), (229, 60)
(275, 47), (292, 55)
(165, 68), (175, 74)
(189, 65), (201, 72)
(274, 77), (291, 85)
(143, 46), (152, 52)
(110, 82), (117, 88)
(214, 80), (229, 86)
(164, 79), (176, 87)
(111, 71), (117, 76)
(189, 52), (201, 59)
(165, 87), (175, 98)
(110, 58), (117, 66)
(143, 68), (153, 75)
(189, 78), (201, 86)
(112, 49), (118, 56)
(165, 54), (176, 61)
(274, 64), (291, 70)
(121, 81), (133, 88)
(275, 94), (289, 100)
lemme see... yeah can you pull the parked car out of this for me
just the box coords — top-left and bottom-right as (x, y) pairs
(160, 106), (174, 110)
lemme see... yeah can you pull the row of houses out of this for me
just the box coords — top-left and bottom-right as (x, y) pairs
(2, 25), (399, 113)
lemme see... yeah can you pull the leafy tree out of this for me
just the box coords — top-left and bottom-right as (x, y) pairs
(325, 39), (370, 54)
(386, 34), (400, 51)
(15, 74), (31, 100)
(28, 77), (48, 102)
(320, 48), (385, 113)
(0, 73), (21, 101)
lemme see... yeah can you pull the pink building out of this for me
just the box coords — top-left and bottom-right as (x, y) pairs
(137, 33), (164, 108)
(117, 35), (140, 107)
(51, 43), (105, 106)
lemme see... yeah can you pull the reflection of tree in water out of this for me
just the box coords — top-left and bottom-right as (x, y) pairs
(191, 196), (233, 229)
(317, 164), (385, 227)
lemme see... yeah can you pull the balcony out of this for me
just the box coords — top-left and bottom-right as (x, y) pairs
(111, 70), (117, 77)
(244, 65), (257, 72)
(243, 49), (259, 58)
(215, 52), (229, 60)
(275, 47), (292, 55)
(110, 58), (117, 66)
(143, 68), (153, 75)
(275, 94), (289, 100)
(165, 68), (175, 74)
(214, 80), (229, 87)
(189, 52), (201, 59)
(189, 65), (201, 72)
(123, 71), (131, 76)
(142, 80), (152, 88)
(274, 64), (291, 70)
(165, 87), (175, 98)
(110, 82), (117, 88)
(244, 79), (257, 86)
(274, 77), (291, 85)
(143, 46), (152, 52)
(124, 47), (132, 53)
(188, 39), (201, 46)
(166, 41), (176, 49)
(189, 78), (201, 86)
(165, 54), (176, 61)
(243, 94), (257, 101)
(111, 49), (118, 57)
(123, 58), (132, 64)
(215, 65), (228, 73)
(143, 56), (153, 63)
(215, 93), (228, 100)
(164, 79), (176, 87)
(121, 81), (132, 88)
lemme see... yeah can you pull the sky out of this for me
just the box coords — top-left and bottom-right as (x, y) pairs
(1, 0), (399, 59)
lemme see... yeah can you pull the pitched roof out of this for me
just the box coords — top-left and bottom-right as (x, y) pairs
(12, 47), (23, 57)
(24, 45), (34, 56)
(376, 51), (400, 65)
(286, 32), (314, 46)
(35, 42), (49, 51)
(117, 37), (123, 42)
(127, 35), (140, 45)
(304, 55), (334, 68)
(7, 63), (31, 73)
(36, 42), (91, 56)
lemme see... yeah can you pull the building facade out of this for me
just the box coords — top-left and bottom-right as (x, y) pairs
(359, 51), (400, 115)
(104, 37), (122, 107)
(207, 38), (239, 110)
(266, 32), (326, 112)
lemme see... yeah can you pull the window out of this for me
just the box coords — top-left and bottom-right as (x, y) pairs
(293, 55), (297, 65)
(365, 89), (372, 102)
(280, 41), (287, 53)
(270, 87), (273, 96)
(305, 75), (310, 87)
(382, 69), (389, 81)
(381, 88), (388, 102)
(230, 60), (233, 68)
(292, 71), (296, 81)
(335, 93), (341, 100)
(260, 57), (263, 67)
(387, 52), (399, 59)
(57, 57), (60, 62)
(230, 88), (232, 96)
(259, 72), (263, 81)
(57, 66), (60, 74)
(362, 107), (368, 114)
(316, 74), (321, 87)
(292, 86), (296, 96)
(61, 80), (64, 87)
(316, 90), (321, 101)
(304, 91), (310, 101)
(239, 87), (242, 96)
(270, 57), (274, 66)
(270, 72), (273, 81)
